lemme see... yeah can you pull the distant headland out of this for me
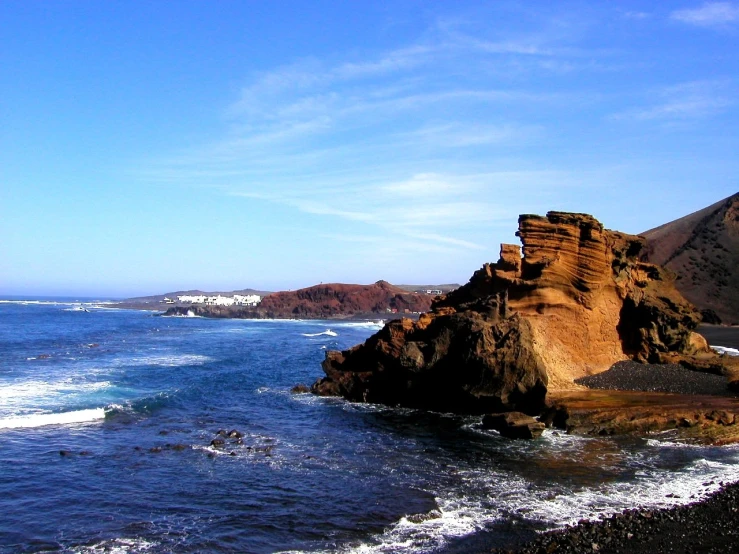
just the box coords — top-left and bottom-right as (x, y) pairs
(114, 282), (460, 320)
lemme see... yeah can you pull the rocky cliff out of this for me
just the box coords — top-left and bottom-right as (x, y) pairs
(642, 192), (739, 325)
(312, 212), (707, 415)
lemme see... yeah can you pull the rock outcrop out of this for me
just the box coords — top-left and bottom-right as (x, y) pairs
(642, 192), (739, 325)
(312, 211), (707, 415)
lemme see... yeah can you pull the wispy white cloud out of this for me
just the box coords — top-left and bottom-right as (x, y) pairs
(394, 123), (544, 148)
(137, 9), (636, 267)
(611, 80), (735, 121)
(623, 11), (651, 20)
(671, 2), (739, 27)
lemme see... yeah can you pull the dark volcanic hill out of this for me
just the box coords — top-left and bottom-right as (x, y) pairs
(258, 280), (433, 318)
(642, 192), (739, 325)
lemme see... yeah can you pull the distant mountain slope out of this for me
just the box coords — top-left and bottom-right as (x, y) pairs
(396, 284), (460, 293)
(257, 280), (433, 318)
(642, 192), (739, 324)
(125, 289), (272, 303)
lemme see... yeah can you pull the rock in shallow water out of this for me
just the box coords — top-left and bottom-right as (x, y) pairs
(481, 412), (546, 439)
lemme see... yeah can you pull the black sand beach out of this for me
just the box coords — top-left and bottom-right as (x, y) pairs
(576, 361), (735, 396)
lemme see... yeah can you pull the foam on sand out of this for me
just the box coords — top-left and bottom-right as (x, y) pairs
(0, 408), (106, 429)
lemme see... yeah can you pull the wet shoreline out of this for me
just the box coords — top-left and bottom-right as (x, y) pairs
(490, 480), (739, 553)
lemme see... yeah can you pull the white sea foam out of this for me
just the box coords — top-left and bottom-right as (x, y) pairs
(508, 454), (739, 527)
(0, 407), (106, 429)
(0, 299), (70, 306)
(115, 354), (212, 367)
(0, 379), (112, 412)
(327, 436), (739, 554)
(333, 321), (385, 330)
(713, 345), (739, 357)
(63, 305), (91, 312)
(302, 330), (338, 337)
(0, 299), (109, 308)
(71, 537), (157, 553)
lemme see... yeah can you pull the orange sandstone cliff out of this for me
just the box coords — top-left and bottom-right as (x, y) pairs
(312, 212), (708, 414)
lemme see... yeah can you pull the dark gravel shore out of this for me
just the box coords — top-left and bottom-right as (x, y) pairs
(574, 323), (739, 397)
(575, 361), (736, 397)
(491, 480), (739, 553)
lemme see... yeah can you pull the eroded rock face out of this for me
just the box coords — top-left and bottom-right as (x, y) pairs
(312, 212), (704, 414)
(315, 311), (548, 414)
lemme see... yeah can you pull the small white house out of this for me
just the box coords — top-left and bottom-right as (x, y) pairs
(177, 295), (207, 304)
(204, 295), (235, 306)
(233, 294), (261, 306)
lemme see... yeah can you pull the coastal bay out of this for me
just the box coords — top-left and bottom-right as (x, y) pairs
(2, 301), (738, 553)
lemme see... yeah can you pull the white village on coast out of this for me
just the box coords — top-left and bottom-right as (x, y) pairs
(162, 294), (262, 307)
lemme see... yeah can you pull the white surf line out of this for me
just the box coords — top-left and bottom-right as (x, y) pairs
(0, 408), (107, 429)
(712, 345), (739, 357)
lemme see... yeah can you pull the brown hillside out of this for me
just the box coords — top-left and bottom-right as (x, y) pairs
(257, 280), (433, 318)
(642, 193), (739, 324)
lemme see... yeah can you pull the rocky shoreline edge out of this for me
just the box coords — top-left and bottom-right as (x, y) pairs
(484, 479), (739, 554)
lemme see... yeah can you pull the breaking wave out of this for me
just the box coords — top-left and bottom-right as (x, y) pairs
(0, 408), (107, 429)
(713, 345), (739, 357)
(302, 330), (338, 337)
(0, 379), (112, 412)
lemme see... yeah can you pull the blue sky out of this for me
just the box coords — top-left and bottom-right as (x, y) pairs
(1, 1), (738, 297)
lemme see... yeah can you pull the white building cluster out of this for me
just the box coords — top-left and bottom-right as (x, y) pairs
(175, 294), (261, 306)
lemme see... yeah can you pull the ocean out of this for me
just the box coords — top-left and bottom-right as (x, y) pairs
(2, 299), (739, 554)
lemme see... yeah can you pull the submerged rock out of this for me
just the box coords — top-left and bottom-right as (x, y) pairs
(481, 412), (546, 439)
(312, 211), (717, 415)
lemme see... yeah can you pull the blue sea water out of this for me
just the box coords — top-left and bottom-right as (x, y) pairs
(2, 300), (739, 554)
